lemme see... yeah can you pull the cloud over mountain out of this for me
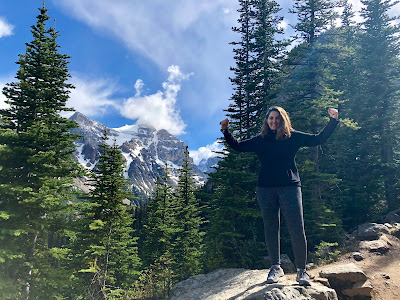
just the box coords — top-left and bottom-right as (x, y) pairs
(120, 65), (189, 135)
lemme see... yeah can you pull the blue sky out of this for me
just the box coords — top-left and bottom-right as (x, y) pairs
(0, 0), (386, 163)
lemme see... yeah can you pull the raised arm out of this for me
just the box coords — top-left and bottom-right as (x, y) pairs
(220, 118), (259, 152)
(295, 108), (339, 147)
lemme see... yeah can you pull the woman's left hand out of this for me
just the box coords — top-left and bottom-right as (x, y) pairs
(328, 108), (339, 120)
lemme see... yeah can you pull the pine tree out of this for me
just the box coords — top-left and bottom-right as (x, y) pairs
(251, 0), (288, 128)
(138, 165), (177, 298)
(0, 3), (80, 298)
(169, 146), (205, 282)
(357, 0), (400, 212)
(332, 0), (400, 225)
(281, 0), (344, 248)
(203, 0), (287, 270)
(141, 165), (176, 267)
(228, 0), (257, 137)
(71, 129), (140, 298)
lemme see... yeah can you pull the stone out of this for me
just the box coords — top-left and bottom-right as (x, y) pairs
(390, 223), (400, 238)
(352, 252), (364, 261)
(314, 278), (330, 288)
(352, 223), (391, 240)
(359, 239), (389, 254)
(170, 268), (338, 300)
(384, 208), (400, 224)
(307, 263), (316, 270)
(319, 263), (367, 283)
(341, 280), (373, 297)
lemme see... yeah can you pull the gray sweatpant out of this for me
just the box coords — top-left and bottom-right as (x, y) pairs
(256, 186), (307, 269)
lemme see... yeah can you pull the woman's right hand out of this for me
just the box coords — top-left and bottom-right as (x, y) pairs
(220, 118), (229, 130)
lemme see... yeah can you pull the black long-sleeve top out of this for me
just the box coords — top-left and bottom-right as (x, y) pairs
(223, 118), (339, 187)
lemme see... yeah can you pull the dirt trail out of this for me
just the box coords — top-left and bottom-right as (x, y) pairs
(293, 235), (400, 300)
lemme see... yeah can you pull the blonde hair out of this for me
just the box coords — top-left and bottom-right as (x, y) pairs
(260, 106), (293, 140)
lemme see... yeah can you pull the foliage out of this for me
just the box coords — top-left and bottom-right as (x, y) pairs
(310, 241), (341, 265)
(70, 129), (141, 298)
(0, 4), (80, 298)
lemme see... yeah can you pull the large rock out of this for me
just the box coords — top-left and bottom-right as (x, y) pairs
(352, 223), (391, 240)
(342, 280), (373, 297)
(359, 236), (390, 254)
(319, 264), (371, 299)
(320, 263), (367, 283)
(170, 268), (337, 300)
(384, 208), (400, 224)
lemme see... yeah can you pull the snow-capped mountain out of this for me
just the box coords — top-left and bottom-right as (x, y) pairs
(70, 112), (207, 200)
(197, 156), (221, 174)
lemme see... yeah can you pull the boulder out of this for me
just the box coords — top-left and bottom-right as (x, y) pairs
(352, 223), (391, 240)
(170, 268), (338, 300)
(342, 280), (373, 298)
(359, 236), (390, 254)
(319, 264), (372, 300)
(319, 263), (367, 283)
(384, 208), (400, 224)
(352, 252), (364, 261)
(389, 223), (400, 238)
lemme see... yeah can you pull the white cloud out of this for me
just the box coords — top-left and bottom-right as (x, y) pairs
(120, 65), (189, 135)
(55, 0), (238, 117)
(190, 140), (225, 165)
(0, 17), (14, 38)
(278, 20), (288, 31)
(134, 79), (144, 97)
(67, 73), (119, 116)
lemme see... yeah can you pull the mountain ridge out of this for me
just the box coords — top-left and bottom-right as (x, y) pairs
(69, 112), (208, 200)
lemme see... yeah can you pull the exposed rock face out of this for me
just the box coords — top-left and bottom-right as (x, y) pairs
(384, 208), (400, 224)
(69, 112), (207, 199)
(352, 223), (391, 240)
(320, 263), (367, 283)
(320, 263), (372, 300)
(170, 268), (338, 300)
(359, 235), (391, 254)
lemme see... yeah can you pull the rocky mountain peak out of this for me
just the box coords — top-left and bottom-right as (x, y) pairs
(70, 112), (207, 200)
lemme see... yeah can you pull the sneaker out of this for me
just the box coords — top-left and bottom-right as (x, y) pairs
(296, 268), (311, 286)
(266, 265), (284, 283)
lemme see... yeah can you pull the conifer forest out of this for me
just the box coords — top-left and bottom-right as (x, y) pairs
(1, 0), (400, 299)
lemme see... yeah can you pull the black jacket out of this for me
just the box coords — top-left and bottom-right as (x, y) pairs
(223, 118), (339, 187)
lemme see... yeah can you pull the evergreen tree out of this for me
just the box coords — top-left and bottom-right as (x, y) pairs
(0, 3), (80, 298)
(251, 0), (288, 129)
(141, 165), (176, 267)
(170, 146), (205, 282)
(139, 165), (176, 298)
(71, 129), (140, 299)
(332, 0), (400, 226)
(357, 0), (400, 212)
(203, 0), (286, 270)
(281, 0), (344, 248)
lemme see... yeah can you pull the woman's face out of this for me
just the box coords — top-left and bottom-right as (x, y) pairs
(267, 111), (281, 131)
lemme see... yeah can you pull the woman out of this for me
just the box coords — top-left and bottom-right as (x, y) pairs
(220, 106), (339, 286)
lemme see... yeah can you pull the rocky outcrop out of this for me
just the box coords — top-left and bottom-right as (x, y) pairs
(384, 208), (400, 224)
(352, 223), (391, 240)
(359, 235), (391, 254)
(320, 263), (372, 300)
(170, 268), (338, 300)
